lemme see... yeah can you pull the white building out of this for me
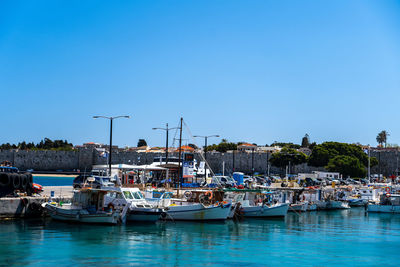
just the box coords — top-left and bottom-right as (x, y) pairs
(298, 171), (341, 180)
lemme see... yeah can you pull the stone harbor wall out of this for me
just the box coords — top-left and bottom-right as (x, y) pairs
(0, 149), (93, 171)
(0, 148), (398, 176)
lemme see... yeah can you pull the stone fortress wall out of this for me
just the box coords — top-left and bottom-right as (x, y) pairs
(0, 149), (398, 176)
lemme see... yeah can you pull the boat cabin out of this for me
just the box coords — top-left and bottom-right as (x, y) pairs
(72, 189), (115, 213)
(379, 194), (400, 206)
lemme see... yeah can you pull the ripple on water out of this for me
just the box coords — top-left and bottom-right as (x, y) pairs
(1, 209), (400, 266)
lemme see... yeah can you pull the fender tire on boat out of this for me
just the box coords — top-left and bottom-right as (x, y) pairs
(0, 173), (10, 187)
(20, 174), (28, 190)
(12, 174), (21, 189)
(183, 191), (192, 199)
(26, 173), (34, 195)
(28, 173), (33, 184)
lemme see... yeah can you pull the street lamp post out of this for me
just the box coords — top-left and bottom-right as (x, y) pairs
(93, 115), (130, 176)
(251, 147), (255, 178)
(193, 135), (219, 179)
(152, 123), (179, 165)
(368, 145), (371, 183)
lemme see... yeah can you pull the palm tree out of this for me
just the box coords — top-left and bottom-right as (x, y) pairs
(376, 130), (390, 147)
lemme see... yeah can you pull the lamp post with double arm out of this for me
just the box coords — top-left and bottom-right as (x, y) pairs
(152, 123), (179, 165)
(93, 115), (130, 176)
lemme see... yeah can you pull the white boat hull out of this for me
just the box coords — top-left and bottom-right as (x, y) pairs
(307, 204), (317, 211)
(127, 208), (163, 222)
(289, 202), (308, 212)
(242, 203), (288, 218)
(166, 203), (231, 221)
(325, 201), (350, 210)
(45, 204), (121, 225)
(368, 204), (400, 213)
(348, 199), (367, 207)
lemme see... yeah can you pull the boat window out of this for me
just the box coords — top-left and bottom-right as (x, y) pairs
(123, 191), (134, 199)
(116, 193), (124, 199)
(106, 192), (116, 198)
(162, 193), (172, 199)
(132, 191), (143, 199)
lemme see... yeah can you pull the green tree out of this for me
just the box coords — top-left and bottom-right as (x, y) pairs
(137, 139), (147, 147)
(0, 138), (73, 151)
(19, 141), (27, 150)
(308, 142), (378, 177)
(205, 140), (237, 153)
(271, 142), (301, 149)
(308, 142), (375, 167)
(269, 147), (308, 168)
(309, 142), (317, 150)
(326, 155), (366, 178)
(376, 130), (389, 148)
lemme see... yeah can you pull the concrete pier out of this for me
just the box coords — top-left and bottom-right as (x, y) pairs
(0, 186), (73, 219)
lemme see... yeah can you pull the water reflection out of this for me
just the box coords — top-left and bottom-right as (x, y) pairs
(1, 209), (400, 266)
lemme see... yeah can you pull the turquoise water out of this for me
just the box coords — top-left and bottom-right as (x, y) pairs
(1, 208), (400, 266)
(33, 176), (75, 186)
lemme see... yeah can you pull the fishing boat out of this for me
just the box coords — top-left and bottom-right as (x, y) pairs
(104, 187), (164, 222)
(347, 198), (368, 207)
(147, 190), (232, 221)
(289, 202), (308, 212)
(43, 187), (128, 225)
(223, 191), (246, 219)
(368, 193), (400, 213)
(317, 188), (350, 210)
(237, 190), (288, 218)
(325, 200), (350, 210)
(241, 201), (289, 218)
(307, 203), (317, 211)
(346, 186), (382, 207)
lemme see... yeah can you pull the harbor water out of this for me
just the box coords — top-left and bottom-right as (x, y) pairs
(33, 176), (75, 186)
(1, 208), (400, 266)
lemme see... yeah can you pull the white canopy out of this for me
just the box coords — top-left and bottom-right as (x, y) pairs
(92, 164), (166, 171)
(128, 165), (167, 171)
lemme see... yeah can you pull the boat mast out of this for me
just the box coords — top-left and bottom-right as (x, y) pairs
(177, 117), (183, 188)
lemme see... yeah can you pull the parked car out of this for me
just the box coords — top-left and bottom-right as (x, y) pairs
(243, 176), (254, 184)
(73, 175), (115, 189)
(346, 178), (361, 185)
(73, 175), (87, 189)
(211, 176), (236, 187)
(254, 176), (267, 184)
(304, 177), (319, 186)
(316, 178), (327, 186)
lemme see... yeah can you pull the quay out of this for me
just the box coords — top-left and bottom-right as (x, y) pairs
(0, 186), (72, 219)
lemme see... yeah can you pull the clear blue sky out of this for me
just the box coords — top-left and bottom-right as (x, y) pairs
(1, 1), (399, 148)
